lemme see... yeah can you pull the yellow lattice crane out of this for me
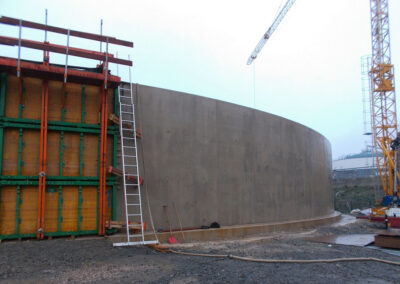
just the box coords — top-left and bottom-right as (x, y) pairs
(246, 0), (398, 215)
(368, 0), (400, 215)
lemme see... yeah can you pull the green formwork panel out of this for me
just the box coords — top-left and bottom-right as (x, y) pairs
(0, 73), (120, 240)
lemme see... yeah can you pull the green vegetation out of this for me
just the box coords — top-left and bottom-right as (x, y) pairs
(334, 185), (383, 213)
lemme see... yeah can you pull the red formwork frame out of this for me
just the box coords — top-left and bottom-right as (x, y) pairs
(99, 81), (108, 235)
(37, 79), (48, 239)
(0, 16), (133, 239)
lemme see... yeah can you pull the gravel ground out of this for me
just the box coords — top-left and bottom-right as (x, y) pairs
(1, 216), (400, 283)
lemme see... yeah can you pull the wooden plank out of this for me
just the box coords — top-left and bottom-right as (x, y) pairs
(5, 75), (19, 118)
(82, 134), (98, 177)
(47, 80), (63, 121)
(80, 186), (97, 231)
(2, 129), (18, 175)
(19, 186), (38, 234)
(375, 234), (400, 249)
(46, 131), (60, 176)
(22, 77), (41, 120)
(63, 133), (80, 176)
(61, 186), (78, 232)
(64, 83), (82, 123)
(44, 187), (59, 233)
(0, 186), (17, 235)
(84, 85), (101, 124)
(0, 16), (134, 47)
(21, 130), (40, 176)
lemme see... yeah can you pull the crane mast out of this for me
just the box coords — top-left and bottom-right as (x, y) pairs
(369, 0), (399, 206)
(246, 0), (296, 65)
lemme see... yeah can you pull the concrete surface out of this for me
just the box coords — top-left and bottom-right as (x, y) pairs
(109, 211), (340, 244)
(117, 84), (333, 233)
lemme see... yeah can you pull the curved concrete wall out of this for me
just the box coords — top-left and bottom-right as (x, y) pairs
(117, 84), (333, 230)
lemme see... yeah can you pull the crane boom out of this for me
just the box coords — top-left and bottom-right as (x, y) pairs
(369, 0), (398, 205)
(246, 0), (296, 65)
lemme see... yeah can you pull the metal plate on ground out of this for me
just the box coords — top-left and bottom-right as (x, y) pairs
(307, 234), (376, 247)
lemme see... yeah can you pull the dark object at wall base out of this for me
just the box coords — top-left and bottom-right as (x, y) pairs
(210, 222), (220, 228)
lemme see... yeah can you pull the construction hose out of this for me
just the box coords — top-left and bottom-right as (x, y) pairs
(168, 249), (400, 266)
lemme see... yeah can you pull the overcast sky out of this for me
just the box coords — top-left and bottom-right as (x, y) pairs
(1, 0), (400, 160)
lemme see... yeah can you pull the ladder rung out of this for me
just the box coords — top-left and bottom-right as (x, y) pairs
(125, 165), (137, 167)
(121, 111), (133, 114)
(123, 146), (136, 149)
(128, 234), (144, 238)
(119, 87), (131, 91)
(121, 119), (134, 122)
(119, 95), (131, 98)
(123, 155), (137, 157)
(120, 103), (132, 106)
(113, 240), (158, 247)
(127, 204), (140, 206)
(128, 214), (141, 216)
(123, 137), (135, 140)
(128, 224), (142, 227)
(126, 193), (140, 195)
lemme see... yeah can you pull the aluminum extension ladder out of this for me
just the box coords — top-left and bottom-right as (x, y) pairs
(113, 83), (158, 247)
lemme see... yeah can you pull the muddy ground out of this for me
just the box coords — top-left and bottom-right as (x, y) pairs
(1, 215), (400, 283)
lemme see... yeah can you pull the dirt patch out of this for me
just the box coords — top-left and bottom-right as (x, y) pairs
(1, 216), (400, 283)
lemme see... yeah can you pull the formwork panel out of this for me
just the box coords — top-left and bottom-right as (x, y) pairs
(107, 89), (114, 122)
(106, 136), (113, 176)
(2, 129), (18, 175)
(0, 71), (118, 240)
(19, 186), (38, 234)
(21, 78), (42, 120)
(47, 132), (61, 176)
(80, 186), (97, 231)
(21, 130), (40, 176)
(84, 85), (101, 124)
(44, 187), (59, 233)
(48, 81), (63, 122)
(4, 76), (19, 118)
(64, 84), (82, 124)
(105, 186), (112, 221)
(0, 186), (16, 235)
(82, 134), (98, 177)
(63, 133), (80, 176)
(61, 186), (78, 232)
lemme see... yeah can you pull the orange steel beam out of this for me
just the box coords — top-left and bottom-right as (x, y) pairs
(37, 80), (48, 239)
(0, 36), (132, 66)
(0, 16), (133, 48)
(0, 57), (121, 86)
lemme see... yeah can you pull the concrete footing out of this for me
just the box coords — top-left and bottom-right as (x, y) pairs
(109, 211), (341, 244)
